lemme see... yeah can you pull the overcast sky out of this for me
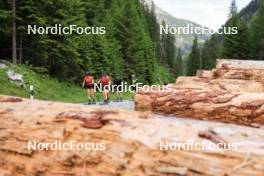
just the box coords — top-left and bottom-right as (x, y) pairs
(152, 0), (252, 30)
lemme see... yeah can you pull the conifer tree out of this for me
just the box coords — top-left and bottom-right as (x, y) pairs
(222, 14), (251, 59)
(159, 20), (167, 64)
(174, 49), (183, 77)
(0, 0), (12, 59)
(222, 0), (251, 60)
(149, 1), (159, 43)
(187, 36), (200, 76)
(164, 33), (176, 67)
(229, 0), (238, 18)
(12, 0), (17, 64)
(201, 34), (220, 69)
(250, 1), (264, 60)
(115, 0), (156, 83)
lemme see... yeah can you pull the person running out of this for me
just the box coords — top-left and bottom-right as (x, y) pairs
(98, 73), (111, 105)
(113, 77), (123, 102)
(82, 72), (96, 105)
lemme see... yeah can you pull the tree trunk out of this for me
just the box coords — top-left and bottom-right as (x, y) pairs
(213, 59), (264, 82)
(136, 59), (264, 127)
(174, 76), (264, 93)
(216, 59), (264, 70)
(0, 95), (263, 175)
(135, 89), (264, 126)
(12, 0), (17, 65)
(19, 36), (22, 64)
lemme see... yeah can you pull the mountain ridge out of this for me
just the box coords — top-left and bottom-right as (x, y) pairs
(142, 0), (211, 54)
(239, 0), (261, 21)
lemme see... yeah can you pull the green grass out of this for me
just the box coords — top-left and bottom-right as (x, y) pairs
(154, 64), (175, 84)
(0, 64), (132, 103)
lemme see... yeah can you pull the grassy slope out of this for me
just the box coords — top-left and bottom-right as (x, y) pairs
(0, 64), (131, 103)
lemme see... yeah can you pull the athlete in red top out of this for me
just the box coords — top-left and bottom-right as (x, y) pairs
(82, 72), (96, 104)
(98, 73), (111, 104)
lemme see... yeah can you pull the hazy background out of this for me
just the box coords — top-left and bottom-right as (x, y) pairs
(152, 0), (252, 30)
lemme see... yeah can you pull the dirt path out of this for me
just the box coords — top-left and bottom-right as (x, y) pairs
(84, 100), (135, 111)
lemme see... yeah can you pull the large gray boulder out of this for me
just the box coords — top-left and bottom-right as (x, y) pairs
(0, 63), (7, 69)
(6, 70), (24, 87)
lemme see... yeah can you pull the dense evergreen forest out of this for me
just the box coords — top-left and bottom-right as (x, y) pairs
(187, 0), (264, 76)
(0, 0), (181, 84)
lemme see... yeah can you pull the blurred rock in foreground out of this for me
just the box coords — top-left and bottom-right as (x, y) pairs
(0, 95), (264, 175)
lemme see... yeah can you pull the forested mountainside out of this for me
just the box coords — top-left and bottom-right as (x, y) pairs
(0, 0), (181, 85)
(186, 0), (264, 76)
(239, 0), (261, 21)
(143, 0), (210, 54)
